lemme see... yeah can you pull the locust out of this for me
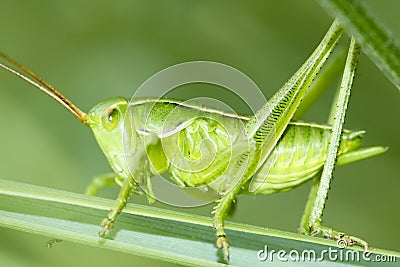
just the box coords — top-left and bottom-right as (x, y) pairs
(0, 19), (387, 261)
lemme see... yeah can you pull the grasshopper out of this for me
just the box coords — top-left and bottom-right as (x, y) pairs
(0, 19), (386, 260)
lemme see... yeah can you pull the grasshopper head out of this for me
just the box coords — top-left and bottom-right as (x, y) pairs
(87, 97), (135, 177)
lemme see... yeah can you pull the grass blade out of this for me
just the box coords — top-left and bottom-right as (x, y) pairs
(0, 179), (398, 266)
(317, 0), (400, 91)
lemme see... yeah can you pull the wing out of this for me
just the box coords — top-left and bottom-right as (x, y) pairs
(128, 98), (249, 138)
(159, 116), (251, 188)
(128, 99), (251, 188)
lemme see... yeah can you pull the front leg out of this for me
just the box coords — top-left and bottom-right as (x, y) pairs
(99, 176), (136, 237)
(99, 138), (157, 237)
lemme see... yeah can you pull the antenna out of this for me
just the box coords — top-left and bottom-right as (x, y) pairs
(0, 52), (88, 124)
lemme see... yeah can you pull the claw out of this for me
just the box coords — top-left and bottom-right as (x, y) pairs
(47, 238), (62, 248)
(98, 228), (107, 237)
(337, 235), (369, 251)
(99, 217), (115, 237)
(216, 235), (230, 261)
(308, 222), (369, 251)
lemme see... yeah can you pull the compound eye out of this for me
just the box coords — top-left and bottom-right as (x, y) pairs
(102, 107), (120, 132)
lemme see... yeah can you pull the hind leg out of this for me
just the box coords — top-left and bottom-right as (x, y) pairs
(299, 39), (368, 250)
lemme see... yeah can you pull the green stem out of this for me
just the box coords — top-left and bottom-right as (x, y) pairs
(317, 0), (400, 91)
(0, 179), (398, 266)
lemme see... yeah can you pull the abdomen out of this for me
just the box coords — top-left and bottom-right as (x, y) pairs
(246, 122), (363, 195)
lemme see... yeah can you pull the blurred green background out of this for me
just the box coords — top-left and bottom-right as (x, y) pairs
(0, 1), (399, 266)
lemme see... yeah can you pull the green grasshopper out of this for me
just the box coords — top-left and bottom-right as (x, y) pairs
(0, 19), (387, 260)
